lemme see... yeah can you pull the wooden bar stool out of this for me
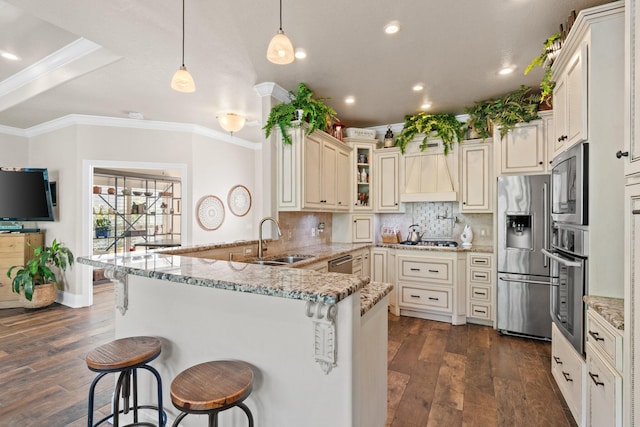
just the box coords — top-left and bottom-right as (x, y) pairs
(86, 336), (166, 427)
(170, 360), (254, 427)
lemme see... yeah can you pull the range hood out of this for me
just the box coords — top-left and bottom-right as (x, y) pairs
(400, 140), (458, 202)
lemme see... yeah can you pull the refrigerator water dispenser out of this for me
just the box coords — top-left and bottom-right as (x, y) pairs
(505, 215), (532, 250)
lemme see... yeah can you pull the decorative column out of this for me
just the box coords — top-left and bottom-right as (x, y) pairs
(305, 301), (337, 374)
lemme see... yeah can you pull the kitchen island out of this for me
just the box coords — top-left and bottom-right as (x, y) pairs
(78, 247), (392, 427)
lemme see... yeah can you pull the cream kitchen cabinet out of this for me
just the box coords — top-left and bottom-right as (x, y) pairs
(494, 120), (547, 175)
(460, 140), (492, 213)
(466, 252), (494, 325)
(352, 248), (370, 277)
(539, 110), (555, 171)
(332, 214), (374, 243)
(344, 138), (376, 211)
(374, 148), (402, 212)
(372, 247), (398, 314)
(396, 251), (466, 325)
(551, 322), (586, 426)
(277, 125), (351, 212)
(585, 309), (623, 427)
(303, 260), (328, 273)
(552, 42), (587, 156)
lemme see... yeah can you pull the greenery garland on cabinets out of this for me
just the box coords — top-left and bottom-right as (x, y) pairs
(394, 112), (466, 155)
(263, 83), (337, 145)
(465, 85), (541, 140)
(524, 32), (562, 103)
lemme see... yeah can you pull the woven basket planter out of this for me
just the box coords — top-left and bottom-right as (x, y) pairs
(19, 282), (57, 309)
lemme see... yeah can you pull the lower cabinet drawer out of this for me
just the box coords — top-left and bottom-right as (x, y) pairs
(469, 303), (491, 319)
(401, 285), (451, 311)
(586, 343), (621, 427)
(469, 284), (491, 302)
(551, 323), (584, 426)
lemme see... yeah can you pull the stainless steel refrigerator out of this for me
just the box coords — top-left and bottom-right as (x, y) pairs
(497, 175), (552, 339)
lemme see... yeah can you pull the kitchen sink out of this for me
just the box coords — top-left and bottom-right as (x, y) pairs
(270, 255), (313, 264)
(251, 260), (288, 266)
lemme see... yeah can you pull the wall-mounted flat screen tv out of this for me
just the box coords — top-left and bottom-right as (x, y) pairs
(0, 168), (55, 221)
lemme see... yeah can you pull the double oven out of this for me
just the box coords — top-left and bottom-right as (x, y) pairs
(542, 142), (589, 354)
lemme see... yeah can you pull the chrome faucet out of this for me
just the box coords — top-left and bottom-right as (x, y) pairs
(258, 216), (282, 259)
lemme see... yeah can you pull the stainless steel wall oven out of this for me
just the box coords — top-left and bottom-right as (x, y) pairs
(551, 142), (588, 225)
(542, 223), (588, 355)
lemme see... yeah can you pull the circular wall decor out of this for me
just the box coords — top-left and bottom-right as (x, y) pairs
(228, 185), (252, 217)
(196, 195), (225, 230)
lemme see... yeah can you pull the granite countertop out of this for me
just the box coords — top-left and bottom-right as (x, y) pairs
(360, 281), (393, 316)
(583, 295), (624, 330)
(375, 243), (494, 253)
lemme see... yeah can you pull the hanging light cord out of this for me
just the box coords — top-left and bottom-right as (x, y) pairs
(279, 0), (283, 31)
(181, 0), (186, 66)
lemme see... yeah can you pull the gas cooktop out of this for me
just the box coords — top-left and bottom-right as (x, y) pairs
(399, 240), (458, 248)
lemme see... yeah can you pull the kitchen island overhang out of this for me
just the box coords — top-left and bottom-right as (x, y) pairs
(78, 251), (391, 427)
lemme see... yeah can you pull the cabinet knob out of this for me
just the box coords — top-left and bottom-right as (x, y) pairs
(539, 161), (543, 165)
(616, 150), (629, 159)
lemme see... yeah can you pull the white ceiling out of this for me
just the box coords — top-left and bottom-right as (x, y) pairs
(0, 0), (613, 142)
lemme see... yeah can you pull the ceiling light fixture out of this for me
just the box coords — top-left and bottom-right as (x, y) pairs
(384, 21), (400, 35)
(345, 96), (355, 104)
(412, 83), (424, 92)
(171, 0), (195, 93)
(217, 113), (246, 134)
(421, 102), (432, 110)
(267, 0), (295, 64)
(1, 51), (19, 61)
(498, 66), (515, 75)
(294, 48), (307, 59)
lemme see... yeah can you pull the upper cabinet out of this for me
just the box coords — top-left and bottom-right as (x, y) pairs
(552, 43), (588, 156)
(494, 120), (547, 175)
(277, 125), (351, 212)
(460, 139), (492, 213)
(374, 148), (402, 212)
(343, 138), (377, 211)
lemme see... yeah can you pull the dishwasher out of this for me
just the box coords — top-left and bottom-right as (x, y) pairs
(328, 254), (353, 274)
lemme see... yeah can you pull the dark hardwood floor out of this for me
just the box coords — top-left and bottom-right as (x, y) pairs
(0, 283), (576, 426)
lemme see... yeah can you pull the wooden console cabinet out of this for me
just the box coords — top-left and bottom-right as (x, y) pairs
(0, 232), (44, 308)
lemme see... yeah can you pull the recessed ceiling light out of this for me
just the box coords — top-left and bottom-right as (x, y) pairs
(128, 111), (144, 120)
(412, 83), (424, 92)
(498, 66), (515, 75)
(345, 96), (355, 104)
(294, 48), (307, 59)
(421, 102), (432, 110)
(1, 51), (19, 61)
(384, 21), (400, 35)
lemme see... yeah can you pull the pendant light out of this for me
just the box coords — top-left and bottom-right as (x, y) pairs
(171, 0), (195, 92)
(266, 0), (294, 64)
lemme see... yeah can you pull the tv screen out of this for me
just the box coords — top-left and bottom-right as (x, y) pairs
(0, 168), (55, 221)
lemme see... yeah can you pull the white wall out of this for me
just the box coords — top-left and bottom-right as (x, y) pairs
(21, 121), (260, 307)
(0, 133), (29, 165)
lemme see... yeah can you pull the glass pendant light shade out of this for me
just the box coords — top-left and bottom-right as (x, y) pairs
(267, 30), (295, 64)
(171, 65), (195, 93)
(217, 113), (246, 133)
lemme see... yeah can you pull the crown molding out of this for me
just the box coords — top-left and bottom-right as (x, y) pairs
(0, 114), (259, 150)
(254, 82), (291, 103)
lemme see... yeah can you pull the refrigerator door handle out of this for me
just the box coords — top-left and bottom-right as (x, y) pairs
(498, 277), (551, 286)
(541, 249), (582, 267)
(543, 182), (549, 268)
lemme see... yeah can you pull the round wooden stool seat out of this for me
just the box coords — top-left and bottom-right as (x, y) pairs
(87, 336), (162, 372)
(170, 361), (254, 426)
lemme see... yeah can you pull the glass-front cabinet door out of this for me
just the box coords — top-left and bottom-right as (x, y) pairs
(343, 138), (376, 211)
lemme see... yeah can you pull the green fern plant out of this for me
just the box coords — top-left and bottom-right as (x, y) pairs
(394, 112), (466, 155)
(465, 86), (541, 140)
(264, 83), (337, 145)
(524, 32), (562, 102)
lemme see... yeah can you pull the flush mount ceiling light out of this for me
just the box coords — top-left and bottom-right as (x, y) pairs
(412, 83), (424, 92)
(420, 102), (432, 110)
(217, 113), (246, 134)
(171, 0), (195, 92)
(384, 20), (400, 35)
(267, 0), (295, 64)
(344, 96), (355, 104)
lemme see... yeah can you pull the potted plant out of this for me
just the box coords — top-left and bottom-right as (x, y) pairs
(264, 83), (337, 145)
(465, 85), (541, 140)
(94, 215), (111, 238)
(524, 32), (563, 104)
(7, 239), (74, 308)
(394, 112), (466, 154)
